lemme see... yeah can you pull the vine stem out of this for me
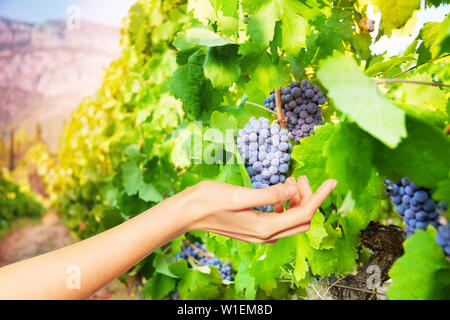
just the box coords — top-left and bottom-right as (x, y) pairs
(376, 78), (450, 88)
(161, 246), (172, 255)
(310, 282), (325, 300)
(390, 53), (450, 79)
(332, 284), (386, 296)
(244, 101), (277, 115)
(274, 88), (287, 129)
(181, 247), (203, 266)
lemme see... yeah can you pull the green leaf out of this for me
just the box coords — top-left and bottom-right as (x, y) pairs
(365, 56), (414, 77)
(142, 273), (176, 300)
(242, 0), (277, 53)
(417, 22), (442, 65)
(434, 177), (450, 203)
(210, 0), (239, 37)
(244, 52), (291, 104)
(388, 73), (448, 128)
(178, 267), (222, 299)
(171, 49), (224, 120)
(292, 123), (336, 192)
(371, 0), (420, 36)
(305, 211), (328, 249)
(388, 229), (450, 300)
(181, 26), (235, 47)
(438, 14), (450, 55)
(235, 262), (257, 299)
(203, 45), (241, 88)
(139, 182), (164, 202)
(325, 122), (375, 201)
(187, 0), (216, 24)
(317, 52), (407, 148)
(121, 160), (163, 202)
(154, 255), (179, 278)
(373, 116), (450, 189)
(278, 2), (307, 56)
(122, 161), (142, 196)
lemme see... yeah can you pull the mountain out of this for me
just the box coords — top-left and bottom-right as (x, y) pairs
(0, 17), (121, 151)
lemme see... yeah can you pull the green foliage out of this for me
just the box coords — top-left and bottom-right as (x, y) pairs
(388, 228), (450, 299)
(52, 0), (450, 300)
(0, 170), (44, 231)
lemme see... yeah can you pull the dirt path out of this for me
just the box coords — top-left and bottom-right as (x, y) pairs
(0, 212), (139, 300)
(0, 212), (71, 268)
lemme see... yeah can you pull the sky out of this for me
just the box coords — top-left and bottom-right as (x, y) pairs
(369, 2), (450, 56)
(0, 0), (448, 54)
(0, 0), (137, 27)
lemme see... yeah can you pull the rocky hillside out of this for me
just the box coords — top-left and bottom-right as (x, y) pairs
(0, 18), (121, 151)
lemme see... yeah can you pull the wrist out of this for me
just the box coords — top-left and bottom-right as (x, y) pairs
(172, 182), (212, 233)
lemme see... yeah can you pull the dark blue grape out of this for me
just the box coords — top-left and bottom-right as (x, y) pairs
(237, 117), (292, 212)
(385, 177), (448, 254)
(263, 80), (326, 143)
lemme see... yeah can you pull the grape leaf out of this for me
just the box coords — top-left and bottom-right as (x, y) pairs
(305, 211), (328, 249)
(433, 176), (450, 203)
(388, 229), (450, 299)
(121, 161), (164, 202)
(318, 52), (407, 148)
(417, 22), (442, 65)
(122, 161), (142, 196)
(438, 14), (450, 55)
(187, 0), (216, 24)
(292, 123), (336, 192)
(326, 121), (374, 202)
(371, 0), (421, 36)
(365, 56), (415, 78)
(241, 0), (277, 53)
(203, 45), (241, 88)
(177, 267), (222, 300)
(179, 26), (235, 47)
(235, 262), (257, 299)
(171, 49), (224, 120)
(373, 116), (450, 189)
(244, 53), (291, 111)
(210, 0), (239, 37)
(388, 73), (448, 128)
(142, 273), (176, 300)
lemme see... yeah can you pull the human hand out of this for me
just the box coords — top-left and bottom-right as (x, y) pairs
(182, 176), (338, 243)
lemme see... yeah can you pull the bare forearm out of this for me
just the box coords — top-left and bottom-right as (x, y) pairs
(0, 193), (193, 300)
(0, 178), (336, 300)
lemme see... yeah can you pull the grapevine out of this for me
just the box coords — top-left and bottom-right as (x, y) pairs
(29, 0), (449, 300)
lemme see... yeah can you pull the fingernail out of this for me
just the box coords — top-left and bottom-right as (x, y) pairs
(303, 175), (309, 184)
(285, 184), (297, 196)
(288, 177), (296, 184)
(330, 180), (338, 190)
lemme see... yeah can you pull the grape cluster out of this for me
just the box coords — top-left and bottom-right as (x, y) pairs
(174, 242), (205, 262)
(385, 177), (448, 237)
(436, 225), (450, 256)
(174, 242), (234, 280)
(236, 117), (293, 212)
(263, 80), (325, 143)
(199, 257), (233, 281)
